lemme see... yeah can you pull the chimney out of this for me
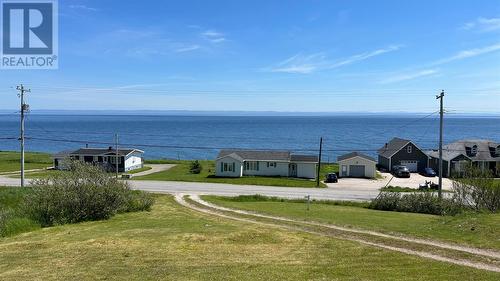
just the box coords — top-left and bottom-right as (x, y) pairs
(85, 143), (89, 148)
(385, 143), (388, 149)
(108, 146), (113, 150)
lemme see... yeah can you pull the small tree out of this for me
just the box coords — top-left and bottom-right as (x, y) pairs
(451, 164), (500, 213)
(189, 160), (202, 174)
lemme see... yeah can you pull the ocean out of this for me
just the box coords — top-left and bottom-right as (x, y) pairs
(0, 114), (499, 161)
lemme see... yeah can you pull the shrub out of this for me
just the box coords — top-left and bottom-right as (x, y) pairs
(120, 190), (155, 213)
(369, 192), (462, 216)
(24, 161), (154, 227)
(189, 160), (202, 174)
(451, 165), (500, 213)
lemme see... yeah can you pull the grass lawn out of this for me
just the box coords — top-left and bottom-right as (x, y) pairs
(134, 160), (337, 188)
(0, 151), (52, 173)
(0, 187), (41, 237)
(126, 166), (152, 174)
(0, 194), (498, 280)
(203, 195), (500, 250)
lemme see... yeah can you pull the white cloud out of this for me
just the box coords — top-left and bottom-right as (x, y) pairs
(380, 69), (439, 84)
(265, 45), (402, 74)
(201, 30), (226, 43)
(68, 5), (98, 12)
(462, 17), (500, 32)
(175, 45), (201, 53)
(431, 43), (500, 66)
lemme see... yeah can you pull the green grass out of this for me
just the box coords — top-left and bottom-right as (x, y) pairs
(0, 195), (498, 280)
(0, 151), (52, 173)
(0, 187), (41, 237)
(203, 195), (500, 250)
(135, 160), (335, 188)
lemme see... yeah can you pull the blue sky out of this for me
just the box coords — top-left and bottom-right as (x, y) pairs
(1, 0), (500, 113)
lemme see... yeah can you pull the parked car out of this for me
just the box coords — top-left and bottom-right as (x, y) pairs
(422, 167), (437, 177)
(325, 173), (338, 183)
(392, 165), (410, 178)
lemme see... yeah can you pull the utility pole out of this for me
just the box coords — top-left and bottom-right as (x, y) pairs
(115, 133), (119, 179)
(17, 85), (30, 188)
(436, 90), (445, 199)
(316, 137), (323, 187)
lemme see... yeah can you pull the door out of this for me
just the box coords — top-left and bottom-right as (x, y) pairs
(341, 165), (348, 177)
(349, 165), (365, 177)
(289, 163), (297, 177)
(400, 160), (418, 172)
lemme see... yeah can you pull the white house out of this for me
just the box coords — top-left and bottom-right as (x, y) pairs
(337, 152), (377, 178)
(215, 150), (318, 179)
(53, 147), (144, 172)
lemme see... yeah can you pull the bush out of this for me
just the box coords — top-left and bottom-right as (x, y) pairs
(451, 165), (500, 213)
(24, 161), (154, 227)
(369, 192), (462, 216)
(120, 190), (155, 213)
(189, 160), (202, 174)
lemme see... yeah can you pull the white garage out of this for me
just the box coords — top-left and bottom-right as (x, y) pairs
(400, 160), (418, 172)
(337, 152), (377, 178)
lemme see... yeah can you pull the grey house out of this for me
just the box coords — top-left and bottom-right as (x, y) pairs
(428, 139), (500, 177)
(377, 137), (428, 172)
(54, 147), (144, 172)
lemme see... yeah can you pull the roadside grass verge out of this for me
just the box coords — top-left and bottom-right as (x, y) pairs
(135, 160), (333, 188)
(126, 166), (152, 174)
(0, 151), (52, 173)
(0, 187), (41, 237)
(203, 195), (500, 250)
(1, 195), (498, 280)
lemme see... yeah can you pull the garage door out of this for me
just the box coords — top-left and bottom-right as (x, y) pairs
(400, 160), (418, 172)
(349, 165), (365, 177)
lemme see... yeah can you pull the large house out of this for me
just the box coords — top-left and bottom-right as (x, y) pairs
(53, 147), (144, 172)
(377, 137), (428, 173)
(428, 139), (500, 177)
(215, 149), (318, 179)
(337, 152), (377, 178)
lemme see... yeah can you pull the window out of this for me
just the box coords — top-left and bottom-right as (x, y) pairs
(471, 145), (478, 155)
(245, 161), (259, 171)
(496, 146), (500, 156)
(222, 162), (235, 172)
(93, 156), (98, 162)
(267, 162), (277, 168)
(110, 157), (122, 164)
(406, 145), (412, 154)
(103, 157), (108, 163)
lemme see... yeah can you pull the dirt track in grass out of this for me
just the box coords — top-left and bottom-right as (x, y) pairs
(175, 194), (500, 273)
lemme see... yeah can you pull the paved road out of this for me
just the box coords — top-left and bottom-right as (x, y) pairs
(0, 175), (379, 201)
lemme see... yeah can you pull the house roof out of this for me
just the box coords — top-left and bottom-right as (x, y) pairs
(217, 149), (318, 163)
(338, 152), (376, 162)
(427, 139), (499, 161)
(55, 147), (144, 157)
(377, 137), (411, 158)
(290, 154), (319, 162)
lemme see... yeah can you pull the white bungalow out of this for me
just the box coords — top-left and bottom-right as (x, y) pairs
(215, 149), (318, 179)
(53, 147), (144, 172)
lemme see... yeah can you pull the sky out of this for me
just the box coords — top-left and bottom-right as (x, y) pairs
(1, 0), (500, 113)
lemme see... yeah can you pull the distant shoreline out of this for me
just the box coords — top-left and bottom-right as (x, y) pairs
(1, 110), (499, 118)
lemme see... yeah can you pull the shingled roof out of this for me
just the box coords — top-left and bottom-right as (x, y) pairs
(338, 152), (376, 162)
(427, 139), (499, 161)
(377, 137), (411, 158)
(217, 150), (318, 162)
(58, 147), (144, 157)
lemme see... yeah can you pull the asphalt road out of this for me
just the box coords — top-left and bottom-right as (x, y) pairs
(0, 175), (380, 201)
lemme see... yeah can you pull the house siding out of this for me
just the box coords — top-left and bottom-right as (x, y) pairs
(378, 155), (390, 171)
(295, 162), (317, 179)
(243, 161), (289, 177)
(215, 155), (243, 177)
(338, 156), (376, 178)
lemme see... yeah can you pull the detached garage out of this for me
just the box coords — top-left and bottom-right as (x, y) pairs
(337, 152), (377, 178)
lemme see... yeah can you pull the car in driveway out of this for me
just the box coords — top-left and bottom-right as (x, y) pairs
(325, 173), (338, 183)
(422, 167), (437, 177)
(392, 165), (410, 178)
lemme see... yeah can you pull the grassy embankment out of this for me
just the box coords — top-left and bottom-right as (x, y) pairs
(0, 189), (498, 280)
(0, 151), (52, 173)
(136, 159), (338, 188)
(203, 195), (500, 250)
